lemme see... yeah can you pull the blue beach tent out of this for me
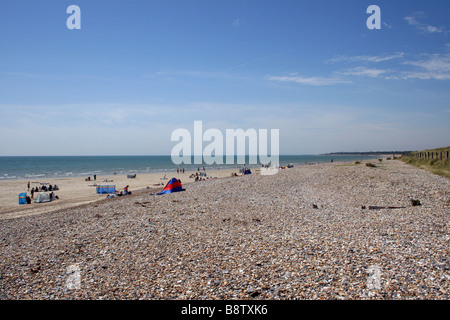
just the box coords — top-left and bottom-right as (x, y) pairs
(96, 185), (116, 194)
(19, 193), (27, 205)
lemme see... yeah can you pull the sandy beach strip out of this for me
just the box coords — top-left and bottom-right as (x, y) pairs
(0, 168), (242, 221)
(0, 159), (448, 300)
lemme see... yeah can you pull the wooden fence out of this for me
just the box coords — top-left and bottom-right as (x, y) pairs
(410, 151), (449, 160)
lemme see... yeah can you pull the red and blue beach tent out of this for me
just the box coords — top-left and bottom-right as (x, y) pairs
(157, 178), (185, 195)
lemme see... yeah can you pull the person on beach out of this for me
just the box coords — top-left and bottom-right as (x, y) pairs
(27, 181), (30, 191)
(31, 188), (35, 199)
(124, 185), (130, 195)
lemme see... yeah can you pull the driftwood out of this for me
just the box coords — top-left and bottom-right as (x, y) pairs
(368, 206), (406, 210)
(366, 199), (421, 210)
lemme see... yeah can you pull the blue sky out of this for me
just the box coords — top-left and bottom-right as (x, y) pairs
(0, 0), (449, 156)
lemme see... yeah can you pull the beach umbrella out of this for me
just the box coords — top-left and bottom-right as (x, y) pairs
(157, 178), (185, 195)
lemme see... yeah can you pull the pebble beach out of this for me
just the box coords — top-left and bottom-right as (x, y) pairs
(0, 159), (449, 300)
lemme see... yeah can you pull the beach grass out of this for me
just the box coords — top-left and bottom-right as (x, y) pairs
(400, 146), (450, 179)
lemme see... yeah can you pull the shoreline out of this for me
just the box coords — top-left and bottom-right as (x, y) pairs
(0, 155), (379, 182)
(0, 157), (383, 221)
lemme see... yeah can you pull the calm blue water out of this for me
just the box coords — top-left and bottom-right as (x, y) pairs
(0, 155), (378, 180)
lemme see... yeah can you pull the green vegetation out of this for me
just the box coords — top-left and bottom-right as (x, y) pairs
(400, 146), (450, 179)
(366, 162), (377, 168)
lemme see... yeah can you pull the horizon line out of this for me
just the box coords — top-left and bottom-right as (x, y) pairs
(0, 152), (408, 157)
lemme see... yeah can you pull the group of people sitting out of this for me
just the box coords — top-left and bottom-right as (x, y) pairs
(106, 185), (131, 198)
(189, 171), (209, 182)
(34, 184), (59, 192)
(29, 184), (59, 199)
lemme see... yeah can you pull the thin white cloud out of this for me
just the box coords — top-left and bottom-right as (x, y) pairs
(404, 54), (450, 72)
(404, 13), (446, 34)
(338, 67), (388, 78)
(267, 75), (351, 86)
(328, 52), (450, 81)
(401, 53), (450, 80)
(271, 52), (450, 84)
(327, 52), (404, 63)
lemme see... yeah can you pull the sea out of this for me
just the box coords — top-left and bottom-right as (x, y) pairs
(0, 155), (379, 181)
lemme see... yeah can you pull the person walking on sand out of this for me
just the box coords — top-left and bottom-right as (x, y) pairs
(27, 181), (30, 191)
